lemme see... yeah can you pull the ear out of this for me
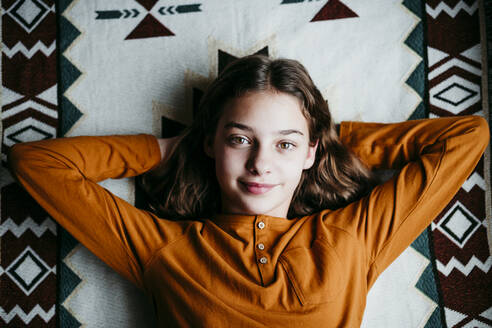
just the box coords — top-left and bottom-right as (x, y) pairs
(203, 135), (215, 159)
(303, 139), (318, 170)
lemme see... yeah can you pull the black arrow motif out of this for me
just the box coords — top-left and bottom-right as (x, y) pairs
(95, 9), (140, 19)
(96, 4), (201, 20)
(158, 4), (202, 15)
(176, 4), (201, 13)
(95, 10), (122, 19)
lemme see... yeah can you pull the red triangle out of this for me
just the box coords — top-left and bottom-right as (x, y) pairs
(125, 14), (174, 39)
(311, 0), (358, 22)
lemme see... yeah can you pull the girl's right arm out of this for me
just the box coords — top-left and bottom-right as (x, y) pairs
(7, 134), (189, 290)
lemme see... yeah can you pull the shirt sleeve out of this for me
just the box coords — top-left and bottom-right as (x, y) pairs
(7, 133), (188, 290)
(335, 115), (489, 286)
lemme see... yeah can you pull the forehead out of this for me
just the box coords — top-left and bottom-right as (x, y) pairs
(217, 91), (309, 135)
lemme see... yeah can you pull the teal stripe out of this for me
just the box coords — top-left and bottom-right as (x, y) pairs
(56, 0), (84, 326)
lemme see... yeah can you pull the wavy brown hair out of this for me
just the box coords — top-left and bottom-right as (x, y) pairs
(138, 54), (379, 220)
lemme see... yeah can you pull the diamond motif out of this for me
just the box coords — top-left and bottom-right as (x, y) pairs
(437, 202), (480, 248)
(429, 75), (480, 114)
(7, 0), (50, 33)
(14, 256), (42, 285)
(5, 247), (52, 295)
(434, 83), (476, 106)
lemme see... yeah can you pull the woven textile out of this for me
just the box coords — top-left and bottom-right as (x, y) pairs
(1, 0), (490, 327)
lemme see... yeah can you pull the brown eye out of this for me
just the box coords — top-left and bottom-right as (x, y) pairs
(229, 136), (249, 145)
(279, 142), (295, 150)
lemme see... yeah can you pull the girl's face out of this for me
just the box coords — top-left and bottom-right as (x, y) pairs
(204, 90), (318, 218)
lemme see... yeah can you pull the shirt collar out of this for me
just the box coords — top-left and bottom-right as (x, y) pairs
(211, 212), (296, 229)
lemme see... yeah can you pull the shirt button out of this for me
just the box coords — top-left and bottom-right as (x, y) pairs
(259, 256), (268, 264)
(257, 221), (265, 229)
(257, 243), (265, 250)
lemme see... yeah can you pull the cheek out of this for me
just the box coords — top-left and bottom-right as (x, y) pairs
(215, 149), (245, 177)
(282, 157), (306, 184)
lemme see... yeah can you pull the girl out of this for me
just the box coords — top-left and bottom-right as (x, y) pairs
(8, 54), (490, 327)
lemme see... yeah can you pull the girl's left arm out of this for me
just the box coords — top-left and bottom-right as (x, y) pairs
(332, 115), (489, 287)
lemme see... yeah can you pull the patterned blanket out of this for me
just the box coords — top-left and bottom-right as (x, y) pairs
(1, 0), (491, 327)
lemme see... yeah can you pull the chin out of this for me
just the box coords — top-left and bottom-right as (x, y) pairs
(229, 200), (267, 215)
(240, 201), (281, 216)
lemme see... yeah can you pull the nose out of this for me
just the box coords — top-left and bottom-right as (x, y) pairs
(246, 144), (272, 175)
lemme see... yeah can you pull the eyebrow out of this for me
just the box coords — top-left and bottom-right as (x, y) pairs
(224, 121), (304, 136)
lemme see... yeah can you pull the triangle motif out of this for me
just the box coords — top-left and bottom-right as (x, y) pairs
(135, 0), (158, 11)
(125, 14), (174, 39)
(311, 0), (358, 22)
(218, 47), (269, 74)
(427, 46), (449, 66)
(444, 307), (468, 327)
(460, 44), (480, 63)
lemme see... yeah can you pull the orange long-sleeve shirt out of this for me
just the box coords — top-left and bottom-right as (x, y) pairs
(7, 115), (490, 327)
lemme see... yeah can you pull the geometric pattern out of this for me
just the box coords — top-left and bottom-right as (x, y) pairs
(0, 305), (55, 326)
(3, 40), (56, 58)
(426, 0), (492, 327)
(5, 246), (56, 296)
(401, 0), (429, 120)
(95, 3), (203, 40)
(57, 0), (82, 137)
(430, 74), (481, 114)
(0, 217), (57, 238)
(436, 201), (481, 248)
(1, 0), (59, 326)
(2, 83), (57, 154)
(436, 255), (492, 277)
(281, 0), (358, 23)
(5, 0), (53, 34)
(93, 1), (203, 40)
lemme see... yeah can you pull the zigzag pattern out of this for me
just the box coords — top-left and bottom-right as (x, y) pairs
(59, 219), (82, 326)
(411, 229), (443, 327)
(402, 0), (426, 120)
(0, 217), (57, 238)
(437, 256), (492, 277)
(57, 0), (84, 136)
(57, 0), (85, 325)
(2, 41), (56, 58)
(0, 305), (55, 324)
(425, 1), (478, 19)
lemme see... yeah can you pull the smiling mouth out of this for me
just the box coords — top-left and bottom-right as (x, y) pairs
(240, 181), (278, 195)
